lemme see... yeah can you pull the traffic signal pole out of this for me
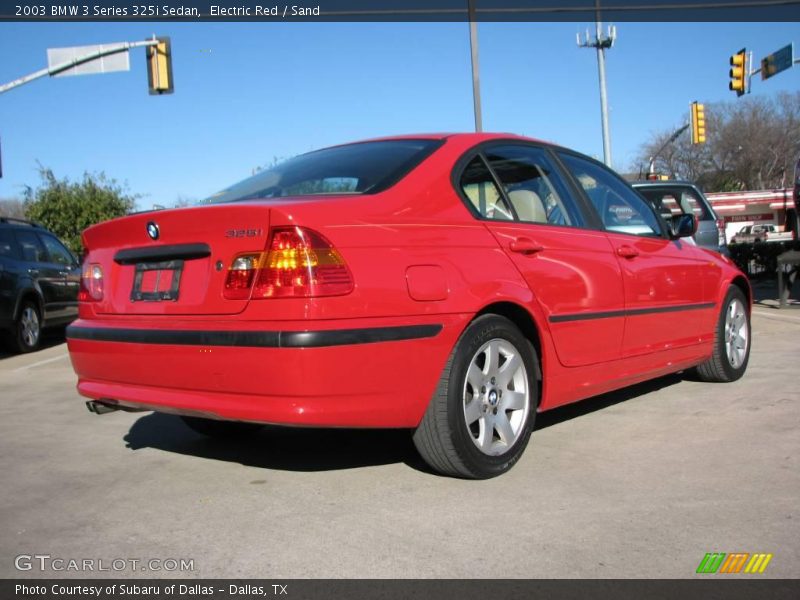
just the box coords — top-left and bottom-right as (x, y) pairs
(729, 43), (800, 97)
(744, 48), (800, 85)
(0, 37), (159, 95)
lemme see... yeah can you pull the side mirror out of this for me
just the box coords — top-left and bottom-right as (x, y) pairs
(670, 214), (696, 239)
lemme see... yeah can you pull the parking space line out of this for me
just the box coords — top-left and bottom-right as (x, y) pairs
(12, 353), (69, 372)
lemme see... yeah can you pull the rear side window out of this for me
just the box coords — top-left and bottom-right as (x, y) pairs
(559, 153), (662, 237)
(460, 156), (513, 220)
(207, 139), (442, 203)
(0, 229), (20, 259)
(14, 230), (48, 263)
(484, 145), (583, 227)
(40, 234), (75, 266)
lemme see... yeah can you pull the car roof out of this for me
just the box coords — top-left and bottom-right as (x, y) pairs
(331, 132), (553, 147)
(0, 217), (42, 229)
(631, 180), (699, 187)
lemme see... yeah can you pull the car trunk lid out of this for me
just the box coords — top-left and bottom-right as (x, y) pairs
(82, 204), (270, 316)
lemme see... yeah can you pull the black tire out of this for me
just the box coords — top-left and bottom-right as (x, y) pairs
(181, 416), (263, 438)
(413, 314), (538, 479)
(12, 300), (42, 354)
(695, 286), (751, 382)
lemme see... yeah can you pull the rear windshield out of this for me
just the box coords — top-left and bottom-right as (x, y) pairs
(206, 139), (442, 204)
(635, 186), (714, 221)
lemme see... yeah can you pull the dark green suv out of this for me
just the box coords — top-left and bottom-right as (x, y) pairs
(0, 218), (80, 353)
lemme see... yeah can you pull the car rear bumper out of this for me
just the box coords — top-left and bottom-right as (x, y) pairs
(66, 315), (468, 428)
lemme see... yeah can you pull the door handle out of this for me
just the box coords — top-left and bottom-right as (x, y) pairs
(509, 238), (545, 255)
(27, 268), (39, 276)
(616, 245), (639, 259)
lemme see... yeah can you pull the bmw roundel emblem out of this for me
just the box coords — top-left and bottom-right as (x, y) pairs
(146, 221), (160, 240)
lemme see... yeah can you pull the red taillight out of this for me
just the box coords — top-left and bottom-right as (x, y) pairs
(79, 263), (104, 302)
(223, 254), (260, 300)
(254, 227), (353, 298)
(222, 227), (353, 300)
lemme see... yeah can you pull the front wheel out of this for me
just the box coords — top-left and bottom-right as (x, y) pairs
(413, 315), (537, 479)
(695, 286), (751, 382)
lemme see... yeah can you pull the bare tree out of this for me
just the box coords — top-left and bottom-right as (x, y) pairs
(172, 195), (197, 208)
(635, 91), (800, 191)
(0, 197), (26, 219)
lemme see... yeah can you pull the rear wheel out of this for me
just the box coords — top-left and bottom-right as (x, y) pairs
(12, 301), (42, 354)
(181, 416), (263, 438)
(695, 286), (750, 382)
(413, 314), (537, 479)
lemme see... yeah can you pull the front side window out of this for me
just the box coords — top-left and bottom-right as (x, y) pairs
(484, 145), (583, 227)
(0, 229), (19, 259)
(207, 140), (441, 204)
(681, 188), (712, 221)
(559, 153), (662, 237)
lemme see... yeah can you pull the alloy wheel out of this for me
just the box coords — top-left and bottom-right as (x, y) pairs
(20, 306), (40, 349)
(724, 298), (748, 369)
(462, 338), (530, 456)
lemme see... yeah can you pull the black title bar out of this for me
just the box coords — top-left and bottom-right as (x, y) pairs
(4, 580), (800, 600)
(3, 0), (800, 21)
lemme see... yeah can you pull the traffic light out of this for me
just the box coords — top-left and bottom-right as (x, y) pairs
(146, 37), (173, 95)
(691, 102), (706, 144)
(729, 48), (747, 96)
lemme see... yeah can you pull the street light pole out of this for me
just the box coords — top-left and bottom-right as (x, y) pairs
(647, 122), (690, 176)
(578, 1), (616, 167)
(595, 20), (612, 166)
(468, 0), (482, 132)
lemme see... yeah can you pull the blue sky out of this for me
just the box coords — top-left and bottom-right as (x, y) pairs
(0, 21), (798, 210)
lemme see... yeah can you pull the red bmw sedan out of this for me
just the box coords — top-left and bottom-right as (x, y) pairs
(67, 133), (751, 478)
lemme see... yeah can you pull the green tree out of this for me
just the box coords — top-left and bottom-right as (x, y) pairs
(23, 168), (137, 255)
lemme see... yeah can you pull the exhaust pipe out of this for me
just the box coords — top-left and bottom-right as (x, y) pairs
(86, 400), (121, 415)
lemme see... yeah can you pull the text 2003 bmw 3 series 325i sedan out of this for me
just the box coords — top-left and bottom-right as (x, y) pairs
(66, 133), (751, 479)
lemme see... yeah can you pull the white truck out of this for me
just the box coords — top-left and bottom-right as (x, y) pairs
(730, 224), (794, 244)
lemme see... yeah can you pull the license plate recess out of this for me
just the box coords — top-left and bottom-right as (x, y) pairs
(130, 259), (183, 302)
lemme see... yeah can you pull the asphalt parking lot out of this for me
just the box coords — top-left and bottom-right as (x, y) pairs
(1, 308), (798, 579)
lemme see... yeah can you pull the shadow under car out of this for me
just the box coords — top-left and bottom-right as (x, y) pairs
(121, 372), (684, 475)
